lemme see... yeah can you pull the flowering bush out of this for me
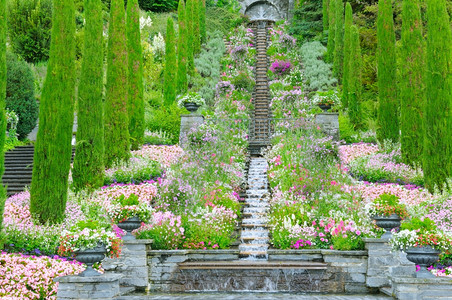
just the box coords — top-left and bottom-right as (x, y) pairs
(143, 130), (174, 145)
(311, 90), (341, 106)
(177, 92), (206, 107)
(270, 60), (292, 77)
(132, 145), (183, 167)
(104, 156), (162, 185)
(57, 220), (122, 258)
(133, 211), (185, 249)
(106, 194), (153, 224)
(426, 196), (452, 232)
(365, 193), (409, 219)
(0, 252), (83, 299)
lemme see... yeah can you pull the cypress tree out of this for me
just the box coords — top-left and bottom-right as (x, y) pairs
(176, 0), (188, 94)
(424, 0), (452, 191)
(200, 0), (206, 44)
(342, 2), (352, 109)
(400, 0), (424, 167)
(104, 0), (130, 168)
(0, 0), (7, 230)
(193, 0), (201, 54)
(349, 25), (362, 128)
(30, 0), (76, 224)
(376, 0), (398, 143)
(72, 0), (104, 192)
(333, 0), (344, 80)
(163, 17), (177, 106)
(326, 0), (336, 63)
(186, 0), (195, 74)
(323, 0), (329, 32)
(126, 0), (144, 150)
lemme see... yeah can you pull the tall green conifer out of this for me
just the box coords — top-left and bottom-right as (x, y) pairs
(164, 17), (177, 106)
(400, 0), (424, 167)
(342, 2), (352, 108)
(104, 0), (129, 168)
(72, 0), (104, 192)
(193, 0), (201, 54)
(30, 0), (76, 224)
(349, 25), (362, 128)
(376, 0), (398, 143)
(176, 0), (188, 94)
(126, 0), (144, 150)
(323, 0), (329, 32)
(333, 0), (344, 80)
(186, 0), (195, 74)
(0, 0), (7, 230)
(326, 0), (336, 62)
(200, 0), (206, 44)
(424, 0), (452, 191)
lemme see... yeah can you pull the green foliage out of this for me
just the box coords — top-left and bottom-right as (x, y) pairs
(5, 52), (38, 140)
(193, 0), (201, 54)
(0, 0), (6, 233)
(342, 2), (352, 108)
(127, 0), (145, 150)
(104, 158), (162, 185)
(176, 0), (188, 94)
(299, 41), (337, 92)
(6, 0), (52, 63)
(143, 129), (174, 145)
(72, 0), (105, 193)
(30, 0), (76, 224)
(146, 102), (184, 144)
(333, 0), (344, 80)
(399, 0), (424, 167)
(138, 0), (178, 12)
(348, 25), (362, 128)
(186, 0), (195, 75)
(200, 0), (206, 44)
(322, 0), (329, 31)
(163, 17), (177, 106)
(376, 0), (398, 143)
(400, 217), (437, 233)
(117, 193), (140, 206)
(331, 234), (364, 250)
(205, 6), (246, 35)
(423, 0), (452, 192)
(104, 0), (130, 168)
(290, 0), (323, 42)
(326, 0), (336, 62)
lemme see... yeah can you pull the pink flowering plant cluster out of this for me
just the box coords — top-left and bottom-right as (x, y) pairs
(226, 25), (255, 70)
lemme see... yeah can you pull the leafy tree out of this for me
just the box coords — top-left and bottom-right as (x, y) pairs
(348, 25), (362, 128)
(163, 17), (177, 106)
(399, 0), (424, 167)
(290, 0), (323, 42)
(176, 0), (188, 94)
(376, 0), (398, 143)
(138, 0), (178, 12)
(326, 0), (336, 62)
(30, 0), (76, 224)
(186, 0), (195, 74)
(200, 0), (206, 44)
(127, 0), (144, 150)
(342, 2), (352, 108)
(423, 0), (452, 191)
(104, 0), (130, 167)
(193, 0), (201, 54)
(72, 0), (104, 192)
(333, 0), (344, 80)
(0, 0), (7, 231)
(323, 0), (329, 31)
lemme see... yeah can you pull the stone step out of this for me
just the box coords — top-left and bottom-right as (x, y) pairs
(240, 236), (269, 243)
(238, 251), (268, 259)
(178, 260), (328, 270)
(241, 223), (269, 229)
(239, 243), (269, 252)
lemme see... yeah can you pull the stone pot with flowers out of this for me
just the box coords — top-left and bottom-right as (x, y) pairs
(312, 90), (341, 112)
(107, 193), (153, 240)
(366, 193), (409, 238)
(58, 220), (123, 277)
(177, 92), (206, 113)
(390, 217), (452, 278)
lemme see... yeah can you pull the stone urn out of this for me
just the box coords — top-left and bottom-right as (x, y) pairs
(75, 243), (106, 277)
(184, 102), (200, 113)
(405, 245), (440, 278)
(373, 214), (402, 238)
(318, 103), (332, 112)
(117, 216), (142, 241)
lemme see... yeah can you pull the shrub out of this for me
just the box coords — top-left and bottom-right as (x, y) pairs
(7, 0), (52, 63)
(5, 52), (38, 140)
(146, 102), (184, 144)
(138, 0), (178, 12)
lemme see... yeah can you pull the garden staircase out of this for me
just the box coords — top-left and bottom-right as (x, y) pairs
(249, 21), (272, 156)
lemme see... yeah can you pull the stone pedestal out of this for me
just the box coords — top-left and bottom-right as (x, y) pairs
(179, 114), (204, 146)
(55, 273), (122, 300)
(315, 112), (339, 140)
(103, 239), (153, 292)
(392, 277), (452, 300)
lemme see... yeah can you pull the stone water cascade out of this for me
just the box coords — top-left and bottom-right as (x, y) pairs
(239, 157), (270, 259)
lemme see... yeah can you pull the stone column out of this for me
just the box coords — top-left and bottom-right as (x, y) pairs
(54, 273), (122, 300)
(179, 114), (204, 146)
(314, 112), (340, 140)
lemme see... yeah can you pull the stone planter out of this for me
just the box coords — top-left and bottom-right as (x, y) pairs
(75, 243), (106, 277)
(405, 245), (440, 278)
(183, 102), (200, 113)
(318, 103), (332, 112)
(117, 216), (142, 241)
(372, 214), (402, 238)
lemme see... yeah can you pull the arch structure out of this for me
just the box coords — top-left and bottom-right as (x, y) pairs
(239, 0), (294, 22)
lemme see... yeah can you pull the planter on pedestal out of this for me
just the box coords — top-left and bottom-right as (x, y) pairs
(183, 102), (200, 114)
(405, 245), (440, 278)
(373, 214), (402, 238)
(117, 216), (142, 241)
(75, 243), (106, 277)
